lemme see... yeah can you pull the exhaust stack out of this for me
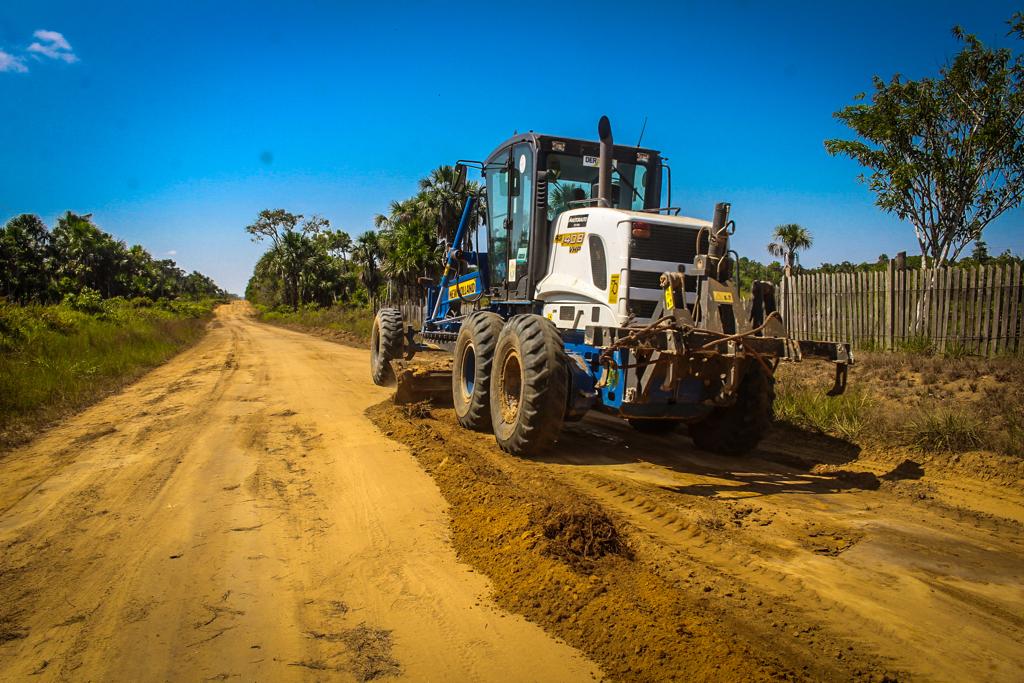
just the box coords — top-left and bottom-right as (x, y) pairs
(597, 116), (613, 208)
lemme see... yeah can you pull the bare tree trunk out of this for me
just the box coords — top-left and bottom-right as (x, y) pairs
(912, 265), (938, 337)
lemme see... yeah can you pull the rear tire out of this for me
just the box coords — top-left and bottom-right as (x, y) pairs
(688, 362), (774, 455)
(453, 311), (504, 431)
(628, 418), (680, 435)
(370, 308), (404, 386)
(489, 314), (568, 456)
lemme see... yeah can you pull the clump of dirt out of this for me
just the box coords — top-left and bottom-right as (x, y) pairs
(366, 400), (865, 682)
(534, 503), (632, 568)
(399, 401), (432, 420)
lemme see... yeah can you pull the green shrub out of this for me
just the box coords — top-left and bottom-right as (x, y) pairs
(943, 342), (972, 360)
(774, 385), (876, 442)
(906, 410), (984, 452)
(896, 336), (934, 355)
(62, 287), (104, 313)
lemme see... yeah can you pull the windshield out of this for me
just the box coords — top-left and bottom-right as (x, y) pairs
(545, 152), (650, 219)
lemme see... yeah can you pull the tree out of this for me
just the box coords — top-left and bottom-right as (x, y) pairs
(354, 231), (383, 310)
(766, 223), (813, 275)
(245, 209), (328, 309)
(825, 14), (1024, 269)
(416, 165), (486, 245)
(0, 214), (53, 303)
(971, 240), (991, 263)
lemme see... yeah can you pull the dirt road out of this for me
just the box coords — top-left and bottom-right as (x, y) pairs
(4, 302), (1023, 682)
(0, 303), (599, 681)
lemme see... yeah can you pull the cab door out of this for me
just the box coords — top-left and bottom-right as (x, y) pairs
(485, 142), (536, 300)
(485, 147), (511, 296)
(507, 142), (535, 298)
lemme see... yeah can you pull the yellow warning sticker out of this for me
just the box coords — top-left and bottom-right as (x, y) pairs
(664, 287), (675, 310)
(712, 290), (734, 303)
(608, 274), (620, 304)
(448, 279), (477, 299)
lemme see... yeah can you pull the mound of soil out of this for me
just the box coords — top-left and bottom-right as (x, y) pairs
(366, 401), (877, 682)
(534, 502), (632, 568)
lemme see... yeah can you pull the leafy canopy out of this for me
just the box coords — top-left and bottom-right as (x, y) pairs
(825, 13), (1024, 267)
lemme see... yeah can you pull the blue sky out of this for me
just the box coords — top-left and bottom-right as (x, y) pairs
(2, 0), (1022, 294)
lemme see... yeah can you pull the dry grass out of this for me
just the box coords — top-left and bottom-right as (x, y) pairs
(774, 349), (1024, 457)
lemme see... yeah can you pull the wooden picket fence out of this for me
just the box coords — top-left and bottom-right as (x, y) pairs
(778, 262), (1024, 355)
(393, 299), (425, 328)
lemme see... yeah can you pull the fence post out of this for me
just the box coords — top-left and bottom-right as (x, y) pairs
(884, 261), (894, 350)
(1010, 263), (1022, 354)
(991, 265), (1005, 356)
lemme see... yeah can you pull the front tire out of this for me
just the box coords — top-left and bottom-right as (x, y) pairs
(370, 308), (404, 386)
(489, 315), (568, 456)
(688, 362), (774, 455)
(453, 311), (504, 431)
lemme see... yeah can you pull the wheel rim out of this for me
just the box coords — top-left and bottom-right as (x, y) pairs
(498, 349), (523, 424)
(460, 342), (476, 402)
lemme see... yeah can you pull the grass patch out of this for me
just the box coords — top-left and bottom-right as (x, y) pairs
(906, 410), (985, 453)
(257, 304), (374, 342)
(895, 335), (934, 355)
(774, 385), (877, 442)
(0, 298), (216, 450)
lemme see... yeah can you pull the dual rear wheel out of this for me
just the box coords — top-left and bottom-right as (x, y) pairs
(454, 313), (567, 456)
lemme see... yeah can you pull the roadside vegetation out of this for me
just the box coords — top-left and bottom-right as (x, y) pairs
(775, 350), (1023, 458)
(0, 212), (226, 450)
(256, 304), (374, 344)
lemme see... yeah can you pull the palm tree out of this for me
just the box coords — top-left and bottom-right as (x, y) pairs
(354, 231), (383, 310)
(767, 224), (813, 275)
(415, 166), (487, 246)
(549, 183), (583, 219)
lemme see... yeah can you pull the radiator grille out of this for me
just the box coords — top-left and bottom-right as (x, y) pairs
(628, 224), (706, 319)
(630, 224), (706, 264)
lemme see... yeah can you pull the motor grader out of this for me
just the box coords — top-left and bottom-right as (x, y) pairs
(370, 116), (851, 456)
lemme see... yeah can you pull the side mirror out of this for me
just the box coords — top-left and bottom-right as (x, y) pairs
(454, 163), (468, 193)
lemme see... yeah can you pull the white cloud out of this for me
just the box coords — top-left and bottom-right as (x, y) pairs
(0, 49), (28, 73)
(166, 250), (178, 256)
(28, 29), (78, 64)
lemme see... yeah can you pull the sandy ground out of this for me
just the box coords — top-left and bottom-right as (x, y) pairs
(547, 417), (1024, 681)
(0, 302), (599, 681)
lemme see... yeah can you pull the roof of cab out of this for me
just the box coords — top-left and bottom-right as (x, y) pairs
(482, 131), (661, 167)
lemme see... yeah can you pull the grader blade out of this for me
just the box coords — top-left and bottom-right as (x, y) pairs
(391, 356), (453, 405)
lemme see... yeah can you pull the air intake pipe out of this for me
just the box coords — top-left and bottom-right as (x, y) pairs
(597, 116), (613, 208)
